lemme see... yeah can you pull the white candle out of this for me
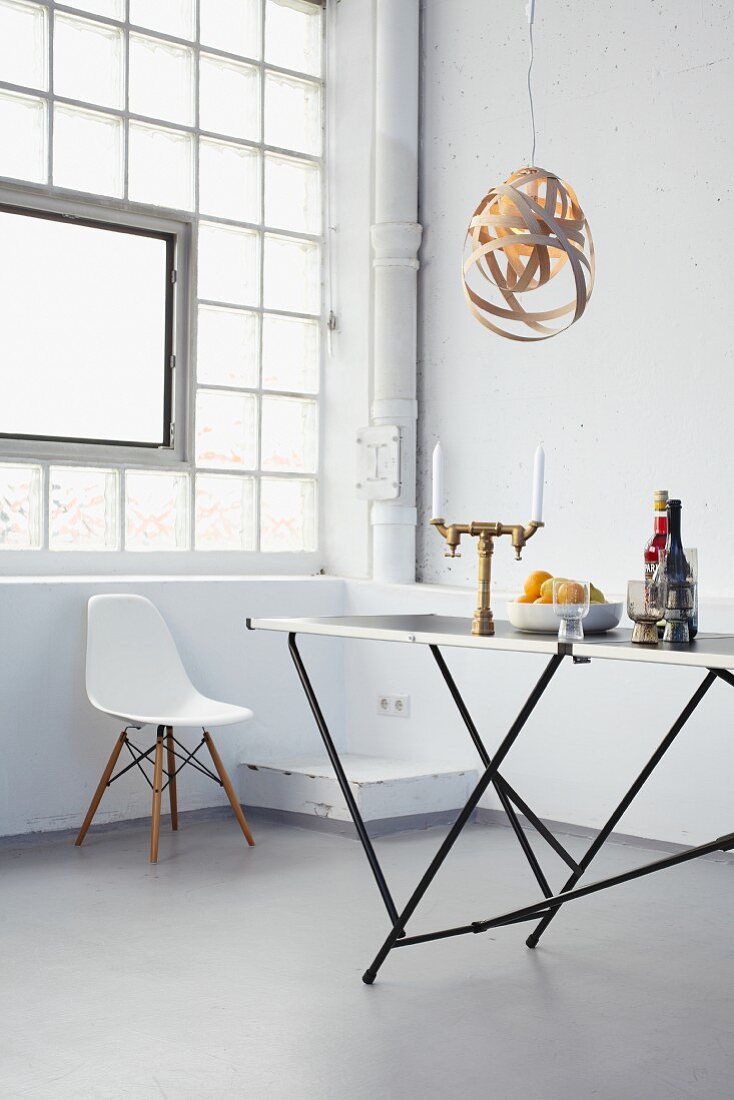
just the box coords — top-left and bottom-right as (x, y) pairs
(531, 444), (545, 522)
(432, 442), (445, 519)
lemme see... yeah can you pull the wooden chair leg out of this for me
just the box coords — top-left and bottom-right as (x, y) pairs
(75, 731), (127, 846)
(203, 730), (255, 847)
(150, 730), (165, 863)
(166, 727), (178, 830)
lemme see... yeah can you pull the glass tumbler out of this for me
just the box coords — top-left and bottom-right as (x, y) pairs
(627, 577), (666, 645)
(684, 548), (698, 639)
(552, 579), (590, 642)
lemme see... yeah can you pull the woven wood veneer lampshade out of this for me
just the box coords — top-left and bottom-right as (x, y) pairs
(462, 166), (595, 342)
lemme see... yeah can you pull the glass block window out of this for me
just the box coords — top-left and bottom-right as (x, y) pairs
(0, 0), (323, 555)
(0, 463), (42, 549)
(49, 466), (119, 550)
(125, 469), (189, 551)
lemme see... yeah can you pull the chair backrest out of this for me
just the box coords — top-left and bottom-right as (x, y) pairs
(86, 594), (197, 719)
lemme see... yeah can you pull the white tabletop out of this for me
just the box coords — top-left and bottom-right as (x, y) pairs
(247, 614), (734, 671)
(571, 631), (734, 670)
(248, 615), (561, 655)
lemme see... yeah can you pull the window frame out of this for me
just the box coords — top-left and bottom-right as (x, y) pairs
(0, 0), (326, 565)
(0, 198), (178, 452)
(0, 182), (191, 469)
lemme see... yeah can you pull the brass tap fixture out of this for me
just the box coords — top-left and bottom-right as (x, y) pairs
(430, 517), (544, 636)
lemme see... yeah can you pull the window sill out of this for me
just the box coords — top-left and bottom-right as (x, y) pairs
(0, 550), (323, 579)
(0, 572), (338, 588)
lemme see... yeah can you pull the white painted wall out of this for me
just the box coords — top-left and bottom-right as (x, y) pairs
(416, 0), (734, 598)
(0, 577), (345, 836)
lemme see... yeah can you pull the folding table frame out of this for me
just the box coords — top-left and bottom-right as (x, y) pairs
(247, 615), (734, 984)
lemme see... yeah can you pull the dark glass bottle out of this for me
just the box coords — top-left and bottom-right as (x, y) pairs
(664, 500), (696, 641)
(665, 500), (687, 582)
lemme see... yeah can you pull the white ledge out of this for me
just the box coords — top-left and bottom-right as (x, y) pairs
(0, 573), (343, 586)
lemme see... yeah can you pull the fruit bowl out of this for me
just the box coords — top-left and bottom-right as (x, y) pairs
(506, 600), (623, 634)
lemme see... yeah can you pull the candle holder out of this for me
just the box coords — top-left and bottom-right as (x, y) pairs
(430, 517), (544, 636)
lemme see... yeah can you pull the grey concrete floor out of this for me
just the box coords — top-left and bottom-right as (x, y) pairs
(1, 815), (734, 1100)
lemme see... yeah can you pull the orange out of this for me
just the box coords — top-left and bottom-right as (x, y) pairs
(556, 581), (585, 605)
(516, 594), (535, 603)
(534, 595), (553, 604)
(541, 575), (566, 601)
(523, 570), (553, 601)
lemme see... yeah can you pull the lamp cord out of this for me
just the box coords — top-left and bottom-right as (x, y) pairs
(526, 0), (537, 166)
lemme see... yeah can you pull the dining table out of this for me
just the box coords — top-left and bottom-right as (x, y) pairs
(247, 613), (734, 984)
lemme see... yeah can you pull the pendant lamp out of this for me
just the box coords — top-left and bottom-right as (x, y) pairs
(462, 5), (595, 342)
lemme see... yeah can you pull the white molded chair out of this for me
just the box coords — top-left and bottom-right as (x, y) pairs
(76, 594), (255, 862)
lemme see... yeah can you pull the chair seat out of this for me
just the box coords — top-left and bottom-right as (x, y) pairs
(94, 693), (254, 729)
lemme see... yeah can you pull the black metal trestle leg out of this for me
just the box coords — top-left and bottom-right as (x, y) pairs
(430, 647), (577, 873)
(288, 633), (402, 928)
(430, 644), (555, 899)
(362, 653), (565, 984)
(392, 827), (734, 946)
(286, 632), (729, 981)
(525, 669), (717, 949)
(495, 779), (579, 873)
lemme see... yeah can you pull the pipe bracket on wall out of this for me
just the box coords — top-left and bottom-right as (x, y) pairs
(356, 425), (402, 501)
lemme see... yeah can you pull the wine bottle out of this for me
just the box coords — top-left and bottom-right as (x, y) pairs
(663, 500), (693, 643)
(645, 491), (668, 636)
(644, 490), (668, 581)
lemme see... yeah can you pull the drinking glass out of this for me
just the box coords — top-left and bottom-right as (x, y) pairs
(684, 547), (698, 639)
(627, 577), (666, 645)
(552, 579), (590, 642)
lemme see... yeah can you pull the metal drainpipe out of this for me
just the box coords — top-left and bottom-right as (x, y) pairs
(370, 0), (422, 584)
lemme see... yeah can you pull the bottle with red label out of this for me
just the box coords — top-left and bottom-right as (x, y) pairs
(644, 490), (669, 582)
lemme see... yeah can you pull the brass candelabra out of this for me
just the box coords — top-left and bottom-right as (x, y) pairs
(430, 517), (544, 636)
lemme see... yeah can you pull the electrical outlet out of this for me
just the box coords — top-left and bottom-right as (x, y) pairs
(377, 694), (410, 718)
